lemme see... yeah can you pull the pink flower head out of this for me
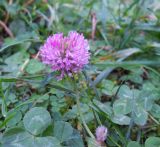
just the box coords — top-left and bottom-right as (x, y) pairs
(40, 31), (90, 79)
(96, 126), (108, 142)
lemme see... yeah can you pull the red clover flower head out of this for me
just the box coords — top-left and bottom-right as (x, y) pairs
(96, 125), (108, 142)
(40, 31), (90, 79)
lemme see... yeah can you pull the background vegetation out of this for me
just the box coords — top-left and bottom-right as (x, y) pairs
(0, 0), (160, 146)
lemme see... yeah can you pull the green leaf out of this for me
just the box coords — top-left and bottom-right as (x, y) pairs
(5, 3), (20, 15)
(2, 127), (61, 147)
(49, 83), (75, 94)
(117, 85), (133, 99)
(93, 99), (112, 116)
(9, 19), (26, 36)
(95, 61), (160, 68)
(113, 99), (132, 115)
(0, 38), (37, 52)
(64, 104), (92, 121)
(133, 105), (148, 126)
(26, 59), (45, 74)
(135, 24), (160, 32)
(40, 72), (57, 87)
(101, 80), (117, 96)
(54, 121), (73, 143)
(121, 74), (143, 84)
(64, 129), (84, 147)
(150, 104), (160, 119)
(93, 48), (141, 85)
(50, 95), (66, 112)
(0, 81), (7, 117)
(145, 137), (160, 147)
(4, 52), (29, 65)
(6, 110), (22, 127)
(137, 92), (154, 111)
(2, 127), (32, 147)
(23, 107), (51, 135)
(127, 141), (141, 147)
(112, 115), (131, 125)
(0, 113), (15, 129)
(116, 85), (149, 125)
(2, 51), (29, 76)
(0, 78), (17, 82)
(34, 137), (61, 147)
(2, 99), (7, 117)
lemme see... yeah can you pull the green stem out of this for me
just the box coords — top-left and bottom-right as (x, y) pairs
(76, 97), (95, 139)
(108, 136), (121, 147)
(0, 80), (7, 117)
(148, 113), (160, 125)
(82, 70), (102, 125)
(72, 75), (95, 139)
(92, 108), (102, 125)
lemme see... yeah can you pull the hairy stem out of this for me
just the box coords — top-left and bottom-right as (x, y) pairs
(76, 96), (95, 139)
